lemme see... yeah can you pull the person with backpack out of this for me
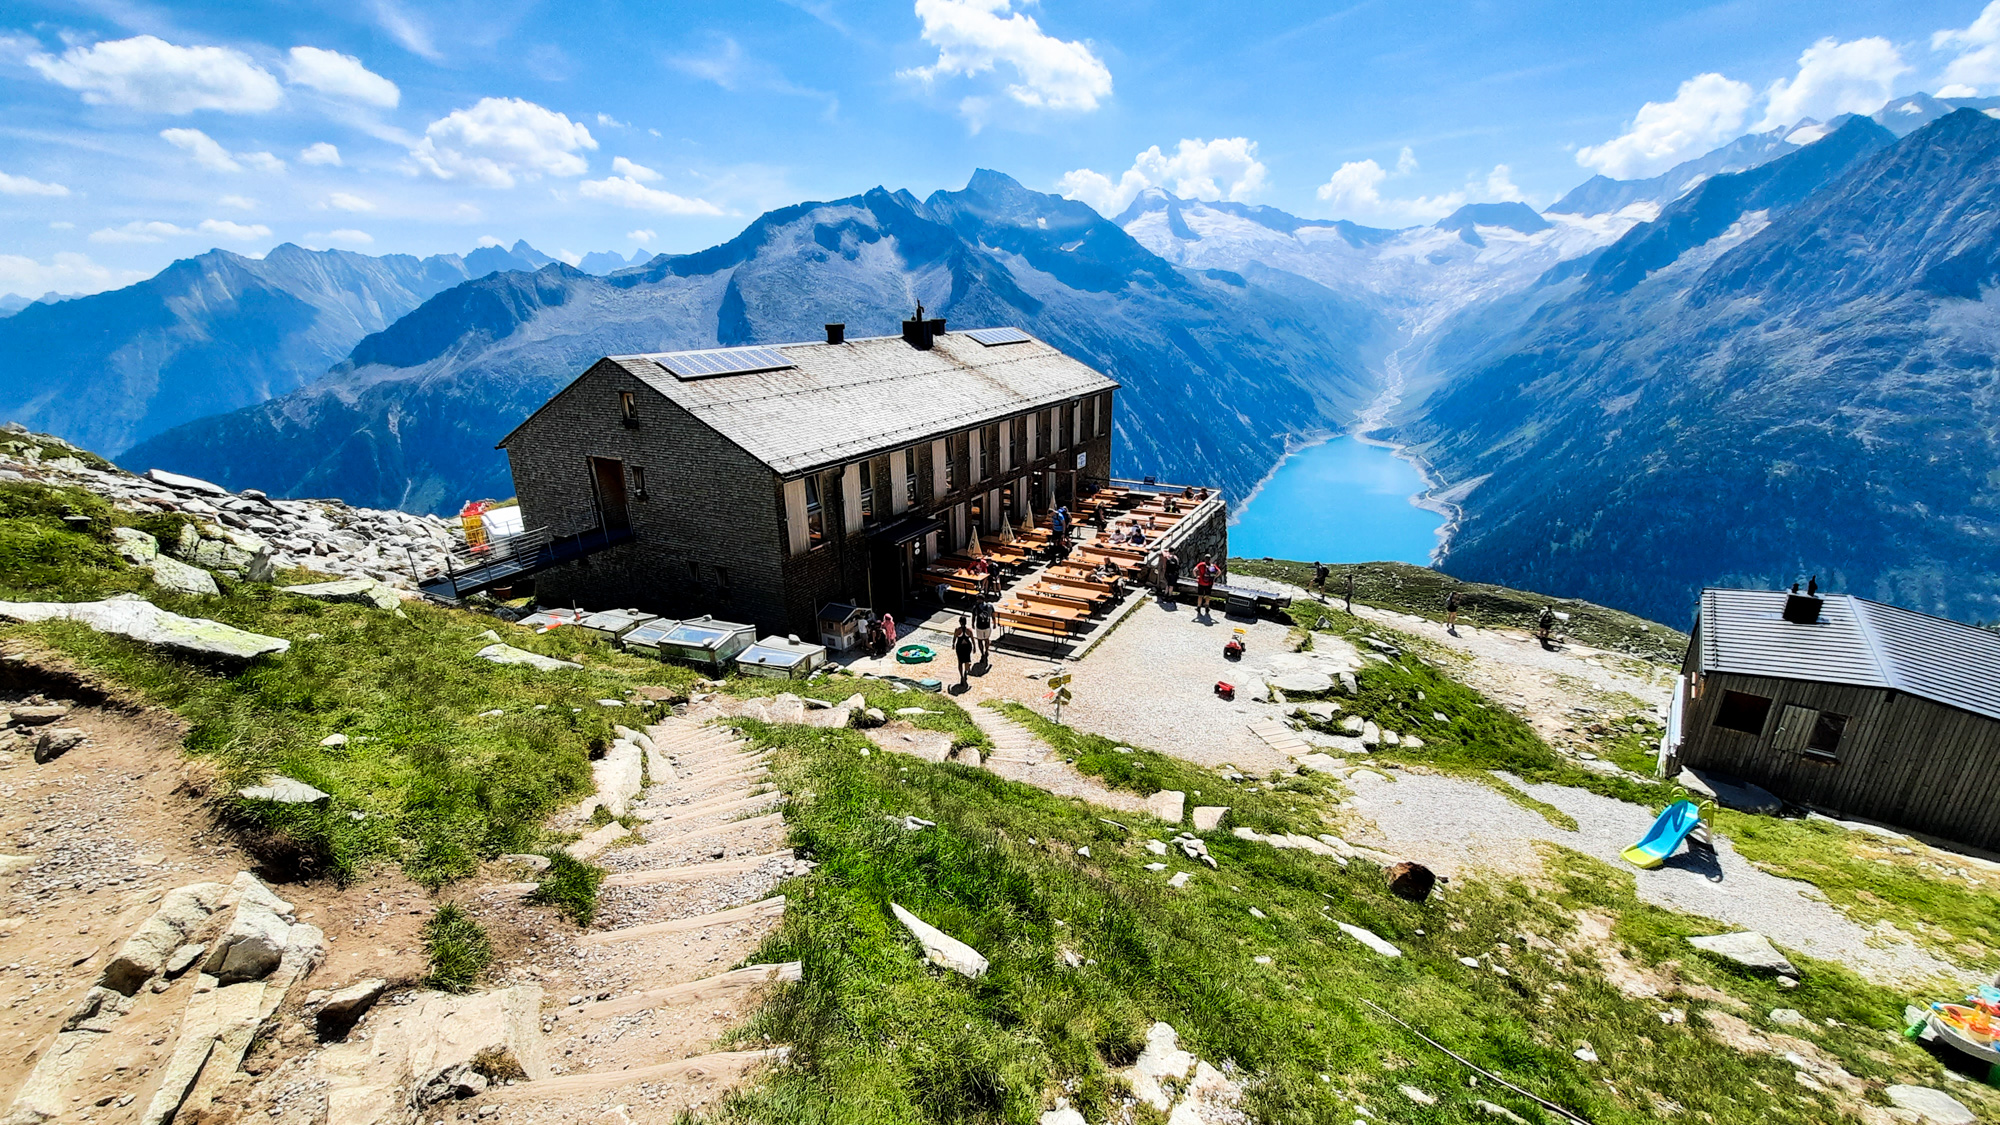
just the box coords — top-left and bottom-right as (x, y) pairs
(1537, 604), (1556, 649)
(972, 597), (995, 662)
(1444, 589), (1462, 634)
(1313, 561), (1329, 596)
(1193, 555), (1221, 620)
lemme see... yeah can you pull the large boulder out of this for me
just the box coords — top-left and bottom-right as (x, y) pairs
(109, 527), (158, 564)
(1145, 790), (1185, 824)
(145, 555), (220, 597)
(201, 873), (297, 985)
(0, 595), (289, 663)
(1386, 861), (1436, 902)
(237, 776), (330, 804)
(144, 468), (229, 495)
(281, 578), (402, 611)
(308, 985), (548, 1124)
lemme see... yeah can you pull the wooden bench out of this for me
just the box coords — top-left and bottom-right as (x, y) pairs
(995, 610), (1081, 654)
(1018, 589), (1095, 614)
(1040, 574), (1114, 597)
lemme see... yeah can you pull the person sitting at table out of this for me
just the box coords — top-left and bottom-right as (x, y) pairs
(1181, 484), (1195, 500)
(1196, 486), (1209, 500)
(1165, 495), (1181, 514)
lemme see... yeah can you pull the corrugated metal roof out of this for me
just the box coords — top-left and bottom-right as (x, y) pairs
(608, 330), (1117, 477)
(1696, 587), (2000, 721)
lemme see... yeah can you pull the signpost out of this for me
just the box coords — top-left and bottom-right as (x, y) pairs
(1046, 665), (1073, 724)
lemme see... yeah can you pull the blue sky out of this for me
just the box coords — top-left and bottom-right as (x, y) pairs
(2, 0), (1997, 299)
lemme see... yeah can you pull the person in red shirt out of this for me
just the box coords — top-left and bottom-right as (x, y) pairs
(1193, 555), (1220, 620)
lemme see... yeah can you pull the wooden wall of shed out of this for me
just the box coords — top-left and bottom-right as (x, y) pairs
(1680, 671), (2000, 850)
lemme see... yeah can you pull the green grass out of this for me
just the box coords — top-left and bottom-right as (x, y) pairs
(0, 432), (113, 471)
(530, 851), (608, 926)
(1717, 814), (2000, 964)
(1230, 558), (1688, 664)
(704, 720), (1967, 1125)
(422, 902), (493, 993)
(725, 672), (993, 753)
(0, 479), (700, 885)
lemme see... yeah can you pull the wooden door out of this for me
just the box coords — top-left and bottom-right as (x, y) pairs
(590, 457), (629, 532)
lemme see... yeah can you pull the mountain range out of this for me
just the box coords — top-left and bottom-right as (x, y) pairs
(10, 93), (1999, 628)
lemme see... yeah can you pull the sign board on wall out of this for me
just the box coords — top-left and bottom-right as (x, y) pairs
(1075, 452), (1087, 469)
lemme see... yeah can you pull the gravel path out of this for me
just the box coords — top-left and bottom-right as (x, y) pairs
(1338, 768), (1961, 986)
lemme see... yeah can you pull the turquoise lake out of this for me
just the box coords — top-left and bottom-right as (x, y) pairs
(1228, 437), (1446, 564)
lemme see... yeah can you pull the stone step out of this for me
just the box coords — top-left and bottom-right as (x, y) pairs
(575, 962), (802, 1021)
(1248, 718), (1311, 755)
(576, 896), (786, 947)
(487, 1046), (791, 1102)
(640, 789), (781, 825)
(601, 850), (794, 888)
(630, 811), (786, 855)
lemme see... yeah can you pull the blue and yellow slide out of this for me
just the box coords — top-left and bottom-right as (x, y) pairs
(1622, 800), (1710, 869)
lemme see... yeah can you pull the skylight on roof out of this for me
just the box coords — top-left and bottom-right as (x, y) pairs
(652, 346), (795, 380)
(965, 326), (1032, 346)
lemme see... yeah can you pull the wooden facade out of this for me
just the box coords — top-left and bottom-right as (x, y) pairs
(1675, 621), (2000, 851)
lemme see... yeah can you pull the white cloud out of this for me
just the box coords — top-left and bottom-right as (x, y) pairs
(1058, 137), (1266, 215)
(198, 218), (271, 240)
(1939, 82), (1982, 98)
(475, 235), (505, 248)
(611, 156), (661, 182)
(597, 113), (629, 128)
(49, 221), (74, 230)
(903, 0), (1112, 117)
(1576, 73), (1755, 180)
(0, 251), (146, 298)
(372, 0), (440, 61)
(162, 128), (241, 172)
(409, 97), (598, 188)
(1311, 155), (1526, 225)
(0, 170), (69, 197)
(626, 228), (656, 243)
(1756, 37), (1908, 130)
(285, 46), (399, 108)
(322, 191), (375, 212)
(218, 194), (257, 210)
(577, 174), (723, 215)
(30, 35), (282, 114)
(1936, 5), (2000, 96)
(553, 249), (583, 266)
(89, 220), (191, 244)
(300, 142), (343, 167)
(323, 228), (373, 245)
(160, 129), (285, 174)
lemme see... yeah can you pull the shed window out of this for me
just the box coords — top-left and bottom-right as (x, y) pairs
(1806, 712), (1847, 760)
(1712, 690), (1772, 735)
(859, 461), (875, 525)
(619, 391), (637, 426)
(631, 465), (648, 500)
(977, 428), (990, 480)
(803, 475), (826, 547)
(905, 447), (919, 505)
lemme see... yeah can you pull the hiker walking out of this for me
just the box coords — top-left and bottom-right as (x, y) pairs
(1313, 561), (1329, 596)
(1193, 555), (1221, 621)
(1161, 549), (1181, 600)
(953, 618), (975, 690)
(1343, 571), (1355, 613)
(972, 597), (995, 662)
(1444, 589), (1462, 634)
(1537, 604), (1556, 649)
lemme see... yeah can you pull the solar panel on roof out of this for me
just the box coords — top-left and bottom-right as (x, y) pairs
(652, 345), (795, 380)
(965, 326), (1032, 346)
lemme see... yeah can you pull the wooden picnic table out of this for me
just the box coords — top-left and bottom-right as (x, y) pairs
(1000, 598), (1087, 623)
(1018, 589), (1095, 614)
(1081, 543), (1145, 562)
(1040, 574), (1114, 599)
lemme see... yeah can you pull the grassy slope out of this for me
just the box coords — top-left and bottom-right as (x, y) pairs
(0, 479), (699, 885)
(1230, 559), (1689, 664)
(713, 708), (1974, 1125)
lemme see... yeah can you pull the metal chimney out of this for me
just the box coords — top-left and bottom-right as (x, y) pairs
(825, 323), (845, 345)
(901, 302), (933, 350)
(1782, 593), (1824, 624)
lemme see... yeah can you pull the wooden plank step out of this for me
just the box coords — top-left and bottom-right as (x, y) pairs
(601, 850), (793, 887)
(642, 789), (781, 824)
(486, 1046), (791, 1101)
(631, 811), (785, 854)
(577, 896), (786, 947)
(576, 962), (802, 1021)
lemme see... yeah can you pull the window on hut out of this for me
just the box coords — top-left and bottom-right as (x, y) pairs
(860, 461), (875, 525)
(1807, 711), (1847, 760)
(1712, 690), (1772, 735)
(804, 475), (827, 547)
(977, 428), (989, 480)
(905, 447), (919, 506)
(631, 465), (648, 500)
(620, 391), (637, 426)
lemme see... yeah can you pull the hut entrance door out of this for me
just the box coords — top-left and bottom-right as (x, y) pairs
(589, 457), (630, 533)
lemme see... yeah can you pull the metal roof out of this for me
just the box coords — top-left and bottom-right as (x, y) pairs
(1696, 588), (2000, 722)
(607, 330), (1116, 477)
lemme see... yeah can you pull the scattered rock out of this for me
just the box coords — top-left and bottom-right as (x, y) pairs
(6, 703), (69, 727)
(1768, 1008), (1809, 1029)
(1400, 1085), (1437, 1106)
(500, 853), (553, 872)
(890, 903), (988, 978)
(109, 526), (159, 564)
(1477, 1100), (1531, 1124)
(1338, 671), (1358, 695)
(237, 775), (330, 804)
(1335, 921), (1401, 957)
(1145, 789), (1185, 824)
(33, 727), (85, 764)
(316, 978), (389, 1042)
(1884, 1085), (1977, 1125)
(475, 643), (581, 671)
(1687, 931), (1798, 976)
(100, 882), (233, 995)
(164, 944), (205, 977)
(145, 554), (221, 597)
(1573, 1041), (1598, 1063)
(145, 468), (229, 495)
(1680, 768), (1782, 815)
(1191, 806), (1229, 832)
(1168, 872), (1191, 888)
(281, 577), (403, 611)
(320, 733), (349, 747)
(0, 595), (289, 662)
(1386, 861), (1436, 903)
